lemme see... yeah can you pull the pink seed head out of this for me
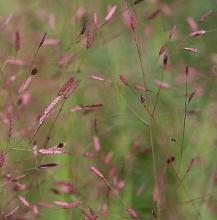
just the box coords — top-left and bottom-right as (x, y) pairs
(184, 47), (198, 53)
(168, 25), (176, 40)
(127, 207), (139, 219)
(189, 30), (206, 37)
(105, 5), (117, 22)
(90, 166), (104, 179)
(130, 15), (136, 31)
(199, 10), (213, 23)
(119, 74), (128, 86)
(0, 151), (5, 167)
(39, 32), (47, 48)
(86, 30), (93, 49)
(15, 30), (20, 52)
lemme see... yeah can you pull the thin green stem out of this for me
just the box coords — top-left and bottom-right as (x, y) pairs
(149, 123), (160, 220)
(152, 67), (165, 118)
(178, 71), (188, 171)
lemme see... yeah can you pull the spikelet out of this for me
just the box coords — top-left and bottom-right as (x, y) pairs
(39, 95), (62, 126)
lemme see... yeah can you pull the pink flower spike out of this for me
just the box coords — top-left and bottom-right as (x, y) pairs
(18, 75), (32, 93)
(58, 53), (73, 66)
(70, 105), (83, 112)
(90, 74), (105, 81)
(187, 17), (198, 31)
(38, 163), (58, 169)
(43, 38), (60, 46)
(119, 74), (128, 86)
(39, 143), (64, 155)
(3, 206), (19, 218)
(0, 151), (5, 167)
(54, 200), (81, 209)
(185, 65), (189, 76)
(6, 58), (25, 66)
(130, 15), (136, 31)
(18, 92), (31, 106)
(105, 5), (117, 22)
(188, 89), (196, 104)
(161, 4), (172, 17)
(90, 166), (104, 179)
(2, 14), (13, 28)
(39, 32), (47, 48)
(189, 30), (206, 37)
(184, 47), (198, 53)
(93, 12), (98, 28)
(100, 203), (108, 216)
(38, 95), (62, 126)
(155, 80), (170, 89)
(134, 83), (149, 93)
(15, 30), (20, 52)
(103, 152), (113, 165)
(48, 14), (56, 30)
(18, 195), (30, 207)
(84, 104), (103, 109)
(186, 158), (195, 173)
(86, 30), (93, 49)
(168, 25), (176, 40)
(93, 136), (101, 152)
(159, 44), (167, 56)
(122, 9), (132, 29)
(64, 79), (80, 99)
(54, 181), (75, 194)
(58, 77), (75, 96)
(127, 207), (139, 219)
(199, 10), (213, 23)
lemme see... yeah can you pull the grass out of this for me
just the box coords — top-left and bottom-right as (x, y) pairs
(0, 0), (217, 219)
